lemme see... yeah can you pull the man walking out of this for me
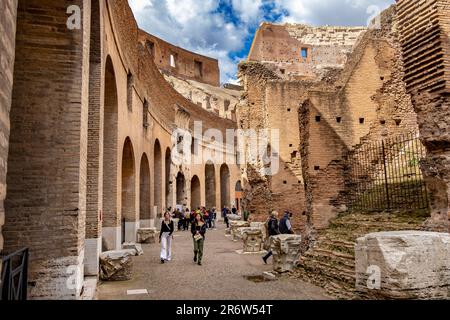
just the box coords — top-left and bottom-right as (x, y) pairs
(279, 210), (294, 234)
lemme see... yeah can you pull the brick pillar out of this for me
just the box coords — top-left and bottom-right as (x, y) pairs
(0, 0), (18, 256)
(4, 0), (91, 299)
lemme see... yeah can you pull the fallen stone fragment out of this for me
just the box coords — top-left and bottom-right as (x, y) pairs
(99, 250), (135, 281)
(271, 234), (302, 273)
(241, 228), (263, 253)
(229, 221), (250, 241)
(355, 231), (450, 299)
(137, 228), (159, 244)
(122, 242), (144, 256)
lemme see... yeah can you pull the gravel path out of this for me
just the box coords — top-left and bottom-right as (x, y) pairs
(97, 222), (331, 300)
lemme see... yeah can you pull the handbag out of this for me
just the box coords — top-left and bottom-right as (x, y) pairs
(194, 234), (203, 241)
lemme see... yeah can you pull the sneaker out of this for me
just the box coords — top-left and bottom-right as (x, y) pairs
(262, 257), (268, 264)
(161, 259), (165, 264)
(198, 262), (202, 266)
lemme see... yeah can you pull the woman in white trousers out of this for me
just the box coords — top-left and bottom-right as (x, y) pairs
(159, 212), (174, 263)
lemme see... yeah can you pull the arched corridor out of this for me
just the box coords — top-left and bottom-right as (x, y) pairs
(220, 164), (231, 209)
(140, 154), (151, 227)
(205, 163), (216, 209)
(154, 140), (162, 218)
(122, 138), (136, 243)
(176, 172), (186, 207)
(165, 148), (172, 210)
(102, 56), (119, 251)
(191, 175), (201, 210)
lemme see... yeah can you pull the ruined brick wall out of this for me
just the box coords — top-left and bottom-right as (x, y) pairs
(240, 6), (420, 233)
(396, 0), (450, 231)
(139, 30), (220, 87)
(247, 23), (366, 80)
(0, 0), (18, 256)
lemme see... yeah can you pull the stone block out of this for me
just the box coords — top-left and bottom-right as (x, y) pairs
(271, 234), (302, 273)
(250, 222), (267, 240)
(99, 250), (135, 281)
(137, 228), (159, 244)
(241, 228), (263, 253)
(122, 242), (144, 256)
(229, 221), (250, 241)
(355, 231), (450, 299)
(227, 214), (241, 221)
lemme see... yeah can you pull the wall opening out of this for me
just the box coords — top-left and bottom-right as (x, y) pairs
(301, 48), (308, 59)
(194, 60), (203, 78)
(143, 100), (149, 129)
(154, 140), (162, 217)
(191, 175), (201, 210)
(127, 72), (133, 112)
(121, 138), (136, 243)
(176, 172), (186, 206)
(205, 163), (216, 209)
(165, 148), (172, 210)
(102, 56), (119, 249)
(140, 154), (151, 222)
(220, 164), (231, 209)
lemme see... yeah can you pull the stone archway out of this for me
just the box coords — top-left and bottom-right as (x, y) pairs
(102, 56), (119, 251)
(140, 153), (151, 227)
(176, 172), (186, 206)
(122, 138), (136, 243)
(191, 175), (201, 210)
(154, 140), (162, 218)
(165, 148), (173, 210)
(205, 163), (216, 209)
(220, 164), (231, 208)
(235, 180), (242, 211)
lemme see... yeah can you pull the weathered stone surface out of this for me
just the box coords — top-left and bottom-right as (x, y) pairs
(355, 231), (450, 299)
(137, 228), (159, 244)
(99, 250), (135, 281)
(229, 221), (250, 241)
(241, 228), (263, 253)
(227, 214), (241, 221)
(271, 234), (302, 273)
(250, 222), (267, 240)
(122, 242), (144, 256)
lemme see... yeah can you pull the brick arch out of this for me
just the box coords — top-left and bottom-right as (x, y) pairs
(191, 175), (201, 210)
(220, 164), (231, 208)
(139, 153), (151, 222)
(165, 148), (173, 209)
(121, 137), (136, 243)
(205, 162), (216, 209)
(102, 55), (120, 250)
(176, 171), (186, 206)
(154, 139), (163, 217)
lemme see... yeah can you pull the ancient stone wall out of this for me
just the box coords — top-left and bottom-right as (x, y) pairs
(164, 74), (240, 121)
(139, 30), (220, 87)
(396, 0), (450, 231)
(0, 0), (18, 256)
(239, 5), (419, 233)
(247, 23), (366, 80)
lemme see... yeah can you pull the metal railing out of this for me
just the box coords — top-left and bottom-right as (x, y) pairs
(345, 133), (429, 212)
(1, 248), (29, 300)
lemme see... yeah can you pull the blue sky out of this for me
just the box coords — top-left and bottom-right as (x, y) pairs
(128, 0), (394, 84)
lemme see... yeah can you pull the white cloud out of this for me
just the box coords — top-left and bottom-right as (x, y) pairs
(128, 0), (395, 83)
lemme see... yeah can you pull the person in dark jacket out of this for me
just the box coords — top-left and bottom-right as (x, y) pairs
(262, 211), (280, 264)
(159, 212), (175, 264)
(279, 210), (294, 234)
(191, 213), (207, 266)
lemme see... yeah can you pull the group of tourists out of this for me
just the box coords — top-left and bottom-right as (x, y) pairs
(159, 206), (221, 266)
(262, 210), (294, 264)
(157, 205), (295, 267)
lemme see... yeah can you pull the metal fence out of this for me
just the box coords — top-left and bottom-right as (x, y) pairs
(1, 248), (29, 300)
(345, 133), (429, 212)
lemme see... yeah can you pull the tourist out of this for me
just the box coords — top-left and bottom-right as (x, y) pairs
(191, 212), (207, 266)
(279, 210), (294, 234)
(183, 208), (190, 231)
(204, 208), (210, 229)
(210, 207), (217, 229)
(232, 205), (238, 215)
(159, 212), (174, 264)
(222, 206), (230, 228)
(262, 211), (280, 264)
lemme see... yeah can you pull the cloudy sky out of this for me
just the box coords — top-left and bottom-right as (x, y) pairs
(128, 0), (394, 84)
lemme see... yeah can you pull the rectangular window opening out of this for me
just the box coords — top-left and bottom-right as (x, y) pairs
(301, 48), (308, 59)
